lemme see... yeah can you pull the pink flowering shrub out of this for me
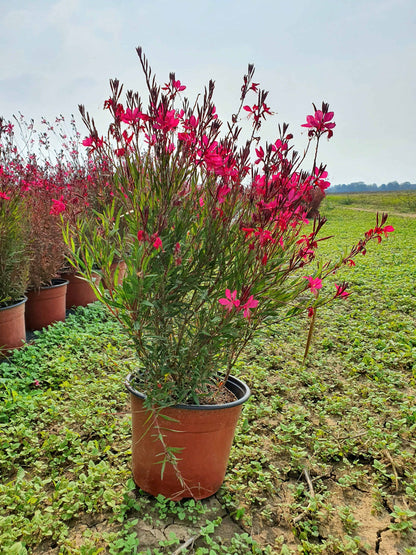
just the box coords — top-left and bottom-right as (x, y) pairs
(0, 114), (117, 290)
(69, 48), (393, 405)
(0, 120), (30, 303)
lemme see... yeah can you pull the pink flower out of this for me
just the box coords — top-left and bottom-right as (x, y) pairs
(217, 185), (230, 204)
(121, 107), (144, 125)
(50, 196), (66, 215)
(145, 134), (157, 146)
(303, 275), (322, 296)
(0, 191), (10, 200)
(162, 79), (186, 95)
(378, 225), (394, 237)
(242, 227), (255, 239)
(302, 109), (335, 138)
(82, 135), (104, 152)
(219, 289), (241, 312)
(153, 236), (163, 250)
(335, 283), (350, 299)
(172, 80), (186, 92)
(242, 296), (258, 319)
(82, 136), (94, 147)
(137, 230), (145, 241)
(154, 106), (179, 133)
(255, 146), (264, 164)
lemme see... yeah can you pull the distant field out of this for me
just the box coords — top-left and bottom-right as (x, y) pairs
(324, 190), (416, 214)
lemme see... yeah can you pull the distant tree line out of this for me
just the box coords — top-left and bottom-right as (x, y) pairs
(327, 181), (416, 194)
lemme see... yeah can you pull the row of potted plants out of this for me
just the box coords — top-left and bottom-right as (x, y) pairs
(0, 116), (109, 354)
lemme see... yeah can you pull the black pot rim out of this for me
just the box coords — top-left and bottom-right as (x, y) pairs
(27, 278), (69, 292)
(125, 373), (251, 411)
(0, 296), (28, 311)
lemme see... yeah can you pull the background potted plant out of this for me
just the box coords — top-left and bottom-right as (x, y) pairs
(57, 160), (119, 306)
(20, 162), (68, 331)
(0, 120), (30, 353)
(0, 114), (73, 332)
(66, 48), (394, 500)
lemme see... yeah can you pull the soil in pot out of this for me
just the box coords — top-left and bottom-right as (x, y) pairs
(126, 374), (250, 501)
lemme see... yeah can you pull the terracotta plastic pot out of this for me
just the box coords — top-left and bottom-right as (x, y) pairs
(103, 261), (127, 291)
(126, 374), (250, 501)
(25, 278), (69, 331)
(60, 272), (101, 308)
(0, 297), (27, 355)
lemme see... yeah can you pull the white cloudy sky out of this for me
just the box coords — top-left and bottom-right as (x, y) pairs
(0, 0), (415, 186)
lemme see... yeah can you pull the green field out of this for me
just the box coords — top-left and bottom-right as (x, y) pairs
(325, 190), (416, 214)
(1, 199), (415, 554)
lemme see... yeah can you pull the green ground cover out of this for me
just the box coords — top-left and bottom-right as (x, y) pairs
(1, 202), (415, 554)
(326, 190), (416, 214)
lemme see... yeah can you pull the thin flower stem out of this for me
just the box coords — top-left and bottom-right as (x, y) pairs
(303, 307), (317, 362)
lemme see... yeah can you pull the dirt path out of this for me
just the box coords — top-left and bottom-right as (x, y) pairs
(337, 205), (416, 218)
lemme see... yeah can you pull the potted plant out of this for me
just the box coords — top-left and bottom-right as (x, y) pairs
(57, 163), (115, 307)
(0, 164), (31, 353)
(0, 118), (31, 354)
(66, 48), (394, 500)
(23, 164), (69, 331)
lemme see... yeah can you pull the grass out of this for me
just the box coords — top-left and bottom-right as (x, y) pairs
(1, 197), (416, 554)
(325, 190), (416, 214)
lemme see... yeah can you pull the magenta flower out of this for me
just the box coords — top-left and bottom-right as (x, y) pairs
(255, 146), (264, 164)
(172, 80), (186, 92)
(382, 225), (395, 235)
(50, 196), (66, 215)
(219, 289), (241, 312)
(334, 283), (350, 299)
(162, 79), (186, 95)
(302, 109), (336, 138)
(82, 136), (94, 147)
(153, 236), (163, 250)
(82, 135), (104, 148)
(303, 275), (322, 296)
(242, 296), (258, 319)
(121, 107), (144, 125)
(154, 106), (179, 133)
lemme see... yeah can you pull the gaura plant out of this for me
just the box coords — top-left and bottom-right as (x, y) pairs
(66, 48), (394, 407)
(0, 118), (30, 305)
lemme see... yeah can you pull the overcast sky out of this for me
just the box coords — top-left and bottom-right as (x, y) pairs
(1, 0), (415, 186)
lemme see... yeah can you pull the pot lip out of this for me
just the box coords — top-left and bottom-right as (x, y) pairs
(59, 271), (101, 280)
(125, 373), (251, 410)
(27, 278), (69, 292)
(0, 295), (28, 311)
